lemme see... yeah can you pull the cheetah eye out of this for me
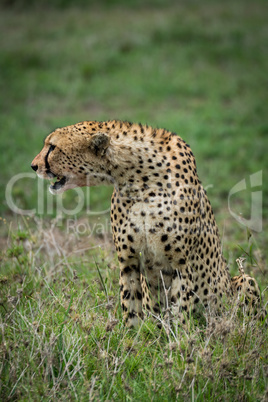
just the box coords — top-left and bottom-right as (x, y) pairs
(49, 144), (56, 152)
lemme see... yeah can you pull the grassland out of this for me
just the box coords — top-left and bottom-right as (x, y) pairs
(0, 0), (268, 400)
(1, 220), (267, 401)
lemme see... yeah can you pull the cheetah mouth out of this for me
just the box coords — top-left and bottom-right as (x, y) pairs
(49, 175), (67, 194)
(48, 173), (79, 195)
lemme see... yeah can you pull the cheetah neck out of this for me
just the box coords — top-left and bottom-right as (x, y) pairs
(102, 121), (184, 195)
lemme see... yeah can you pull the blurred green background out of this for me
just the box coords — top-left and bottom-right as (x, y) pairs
(0, 0), (267, 253)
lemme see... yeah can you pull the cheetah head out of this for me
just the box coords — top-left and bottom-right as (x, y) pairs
(31, 122), (111, 194)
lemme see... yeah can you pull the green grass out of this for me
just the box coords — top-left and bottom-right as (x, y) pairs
(0, 1), (267, 219)
(0, 224), (267, 400)
(0, 1), (268, 400)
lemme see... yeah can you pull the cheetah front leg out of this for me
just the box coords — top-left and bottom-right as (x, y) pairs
(118, 257), (143, 327)
(170, 265), (195, 329)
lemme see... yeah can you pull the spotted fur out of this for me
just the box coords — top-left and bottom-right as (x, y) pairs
(31, 120), (262, 327)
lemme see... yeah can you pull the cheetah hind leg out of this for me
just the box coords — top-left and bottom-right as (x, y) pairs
(231, 274), (261, 313)
(231, 257), (265, 317)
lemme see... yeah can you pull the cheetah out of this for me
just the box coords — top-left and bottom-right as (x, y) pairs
(31, 120), (262, 327)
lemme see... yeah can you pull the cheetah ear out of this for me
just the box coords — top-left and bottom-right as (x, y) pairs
(89, 133), (110, 156)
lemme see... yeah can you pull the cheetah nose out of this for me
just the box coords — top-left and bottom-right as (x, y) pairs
(31, 164), (38, 172)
